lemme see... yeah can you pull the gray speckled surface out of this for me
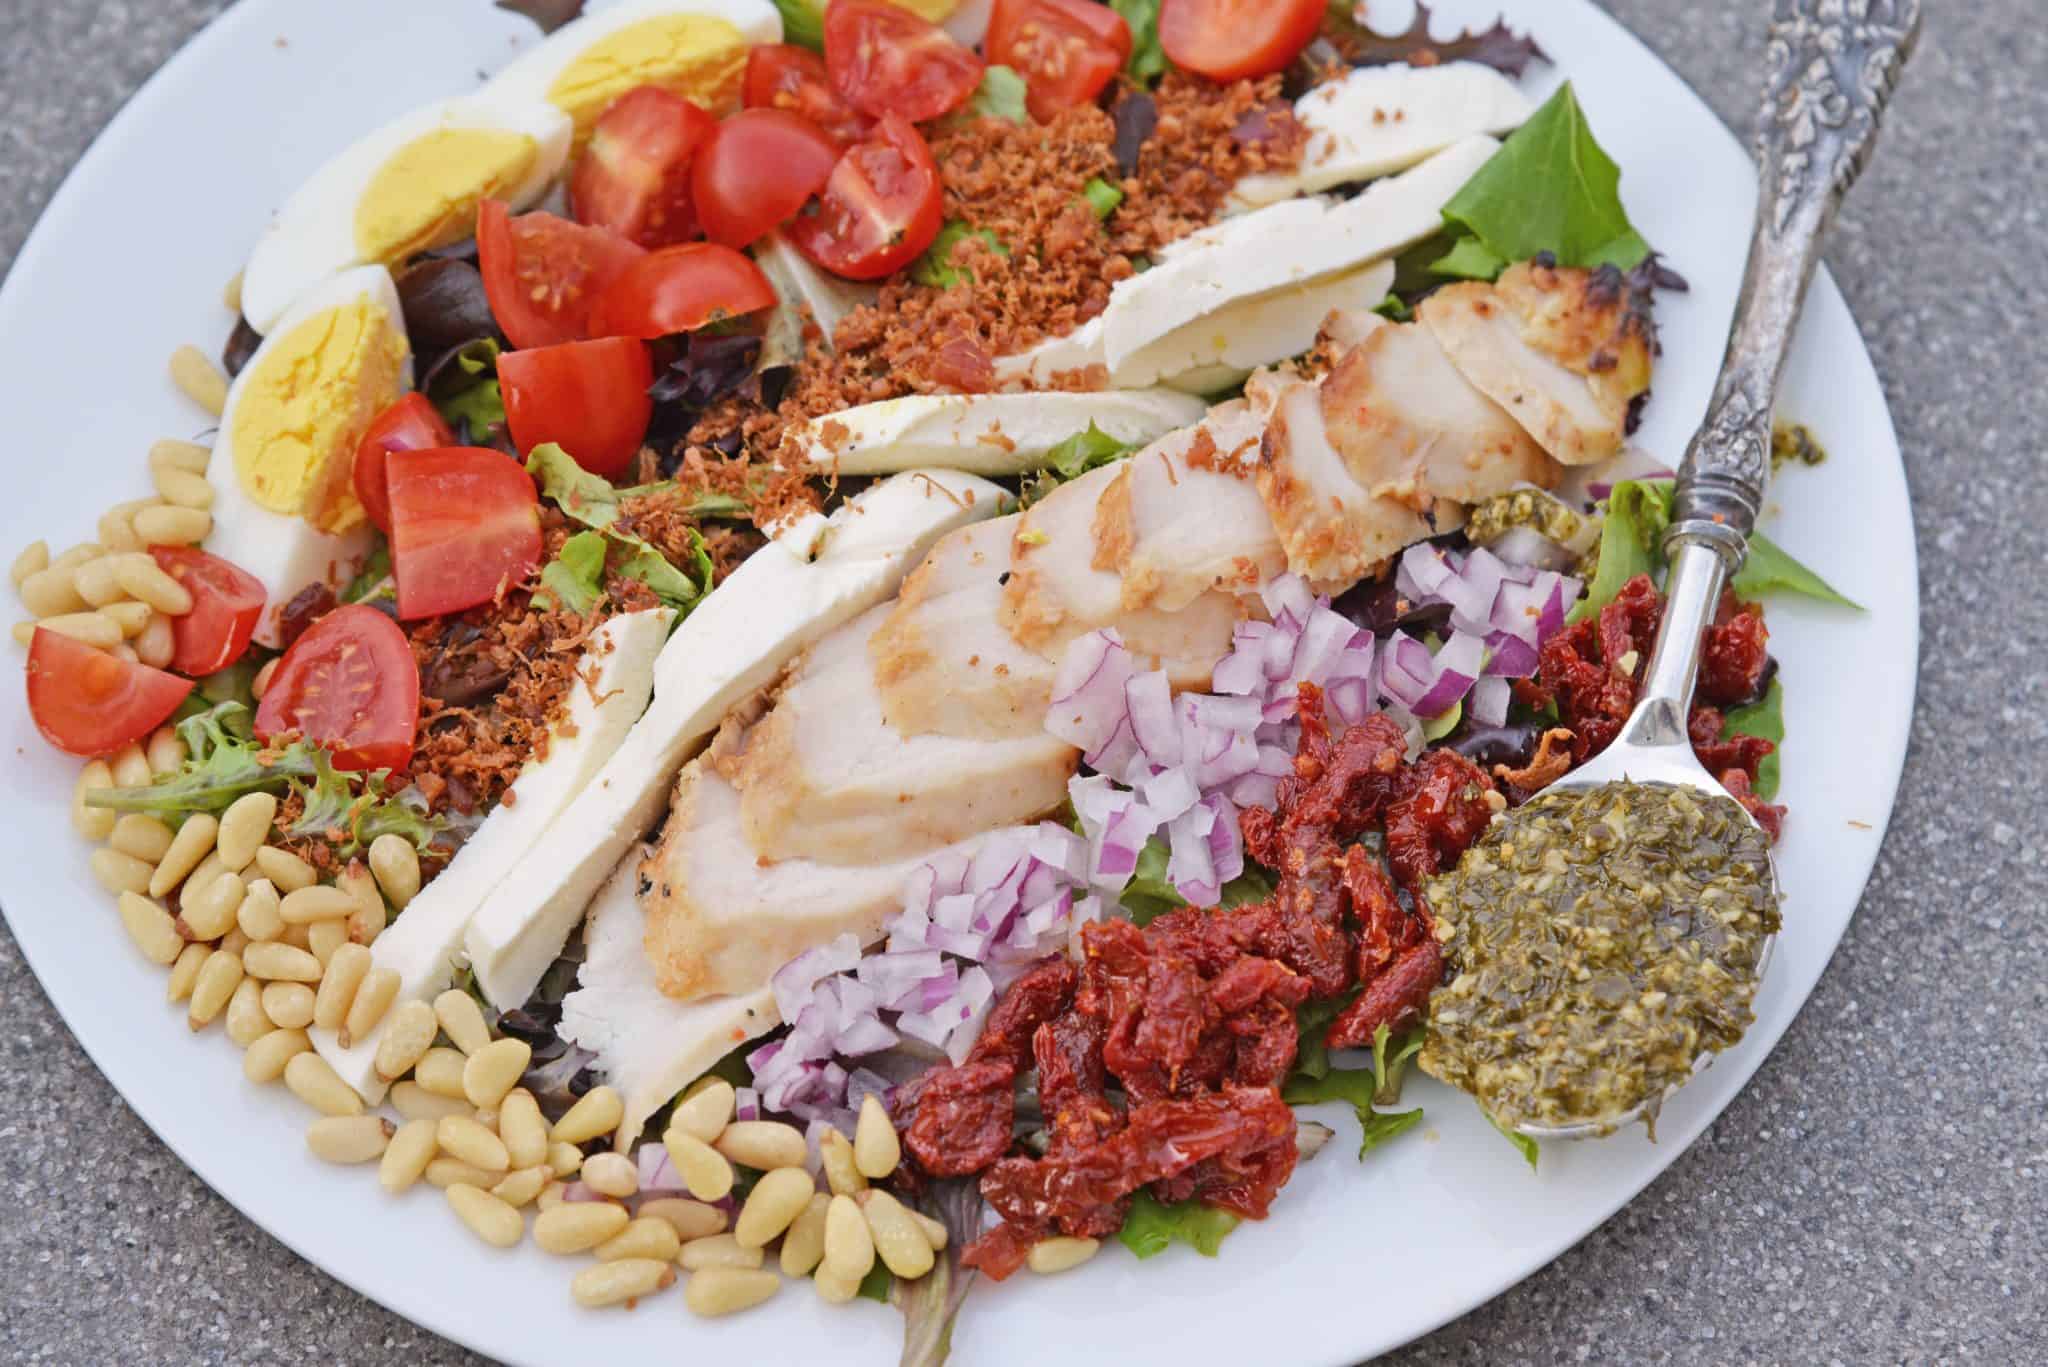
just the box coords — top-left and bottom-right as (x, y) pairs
(1, 2), (2041, 1363)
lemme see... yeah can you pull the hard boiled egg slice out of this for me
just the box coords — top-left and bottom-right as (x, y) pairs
(211, 265), (413, 645)
(240, 93), (570, 333)
(487, 0), (783, 141)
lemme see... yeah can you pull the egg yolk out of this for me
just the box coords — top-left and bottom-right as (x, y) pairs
(231, 299), (408, 533)
(354, 127), (540, 263)
(545, 15), (747, 136)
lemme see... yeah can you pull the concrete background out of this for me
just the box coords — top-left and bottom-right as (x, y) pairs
(1, 1), (2041, 1362)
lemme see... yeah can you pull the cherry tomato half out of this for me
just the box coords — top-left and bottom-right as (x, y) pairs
(569, 86), (718, 249)
(587, 243), (778, 340)
(498, 336), (656, 477)
(147, 547), (266, 678)
(254, 603), (420, 771)
(787, 114), (945, 281)
(744, 44), (873, 147)
(988, 0), (1132, 122)
(386, 447), (544, 622)
(26, 628), (193, 758)
(690, 109), (842, 249)
(352, 392), (456, 534)
(1158, 0), (1326, 81)
(477, 199), (647, 349)
(825, 0), (985, 123)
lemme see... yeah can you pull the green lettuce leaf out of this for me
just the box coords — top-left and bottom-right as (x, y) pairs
(1111, 0), (1169, 85)
(969, 65), (1030, 124)
(525, 444), (716, 614)
(1020, 423), (1144, 509)
(912, 222), (1011, 289)
(1290, 989), (1359, 1082)
(1371, 1021), (1426, 1105)
(427, 337), (508, 440)
(1283, 1023), (1427, 1159)
(1734, 535), (1861, 609)
(1358, 1107), (1425, 1154)
(1117, 836), (1276, 927)
(1488, 1109), (1540, 1171)
(341, 538), (394, 605)
(858, 1262), (893, 1303)
(1429, 235), (1510, 281)
(1721, 677), (1785, 800)
(1083, 177), (1125, 220)
(534, 530), (608, 615)
(892, 1180), (984, 1367)
(771, 0), (824, 52)
(1372, 293), (1413, 322)
(1119, 1188), (1239, 1260)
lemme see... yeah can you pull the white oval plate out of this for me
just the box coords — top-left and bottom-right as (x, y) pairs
(0, 1), (1916, 1362)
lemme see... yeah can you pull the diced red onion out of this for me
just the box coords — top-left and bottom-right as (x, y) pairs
(638, 1142), (684, 1194)
(1469, 676), (1512, 727)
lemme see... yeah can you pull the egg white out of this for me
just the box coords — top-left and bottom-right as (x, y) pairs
(487, 0), (783, 121)
(239, 92), (570, 334)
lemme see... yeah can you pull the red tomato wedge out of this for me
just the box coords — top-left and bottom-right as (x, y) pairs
(499, 337), (656, 476)
(254, 604), (420, 772)
(587, 244), (778, 340)
(787, 114), (945, 281)
(825, 0), (985, 123)
(386, 447), (544, 622)
(477, 199), (647, 349)
(1158, 0), (1325, 80)
(744, 44), (873, 147)
(569, 86), (718, 248)
(690, 109), (842, 249)
(26, 628), (193, 758)
(988, 0), (1132, 122)
(352, 392), (456, 534)
(147, 548), (266, 678)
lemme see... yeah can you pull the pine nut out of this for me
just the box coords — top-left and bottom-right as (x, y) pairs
(640, 1197), (727, 1243)
(72, 762), (116, 840)
(133, 612), (175, 668)
(391, 1081), (473, 1123)
(284, 1051), (363, 1117)
(145, 725), (185, 775)
(859, 1190), (934, 1279)
(188, 949), (244, 1029)
(910, 1209), (949, 1250)
(150, 466), (215, 511)
(534, 1201), (631, 1254)
(49, 542), (101, 574)
(108, 642), (141, 664)
(779, 1193), (832, 1277)
(169, 345), (228, 415)
(491, 1165), (550, 1208)
(684, 1265), (779, 1318)
(115, 890), (184, 964)
(166, 942), (209, 1001)
(547, 1141), (584, 1178)
(380, 1119), (439, 1193)
(446, 1184), (523, 1249)
(222, 271), (243, 313)
(581, 1150), (638, 1199)
(337, 858), (385, 940)
(182, 850), (227, 901)
(437, 1115), (511, 1173)
(242, 1027), (310, 1083)
(714, 1121), (807, 1172)
(373, 1000), (437, 1080)
(259, 981), (316, 1029)
(225, 976), (272, 1046)
(251, 656), (278, 700)
(573, 1258), (675, 1309)
(10, 539), (49, 589)
(100, 600), (153, 638)
(306, 916), (347, 968)
(735, 1166), (816, 1250)
(433, 989), (492, 1056)
(312, 942), (370, 1031)
(308, 1115), (395, 1164)
(814, 1263), (862, 1304)
(93, 849), (154, 898)
(819, 1128), (866, 1197)
(72, 556), (127, 608)
(536, 1181), (569, 1211)
(279, 884), (354, 925)
(180, 871), (245, 940)
(139, 505), (213, 544)
(493, 1089), (548, 1170)
(670, 1079), (733, 1143)
(678, 1233), (764, 1272)
(549, 1084), (621, 1144)
(148, 813), (217, 898)
(38, 612), (121, 648)
(104, 501), (163, 555)
(339, 965), (398, 1047)
(597, 1216), (682, 1264)
(414, 1047), (469, 1099)
(236, 878), (285, 941)
(424, 1157), (500, 1190)
(822, 1194), (875, 1284)
(254, 844), (317, 893)
(109, 742), (152, 789)
(19, 567), (87, 617)
(218, 926), (250, 956)
(150, 438), (210, 476)
(1027, 1236), (1100, 1275)
(112, 555), (193, 615)
(664, 1131), (733, 1202)
(245, 940), (321, 983)
(212, 792), (274, 872)
(110, 814), (174, 863)
(462, 1038), (531, 1109)
(366, 834), (421, 910)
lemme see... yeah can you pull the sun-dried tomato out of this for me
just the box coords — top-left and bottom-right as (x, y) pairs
(1326, 936), (1444, 1050)
(1035, 1011), (1118, 1155)
(1719, 768), (1787, 842)
(1699, 596), (1770, 705)
(1343, 844), (1408, 980)
(967, 955), (1076, 1069)
(1384, 748), (1497, 891)
(903, 1060), (1017, 1177)
(959, 1217), (1043, 1281)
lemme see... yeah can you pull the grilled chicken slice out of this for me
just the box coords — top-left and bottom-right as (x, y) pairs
(1419, 261), (1653, 465)
(1319, 313), (1560, 508)
(737, 604), (1077, 865)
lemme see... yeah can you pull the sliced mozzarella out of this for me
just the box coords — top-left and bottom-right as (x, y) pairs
(993, 314), (1108, 389)
(312, 607), (672, 1101)
(462, 468), (1006, 1011)
(792, 390), (1207, 476)
(556, 847), (779, 1149)
(1116, 259), (1396, 392)
(1231, 63), (1532, 210)
(752, 231), (877, 354)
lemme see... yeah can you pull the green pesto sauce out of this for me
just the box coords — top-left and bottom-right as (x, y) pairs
(1420, 781), (1780, 1134)
(1464, 486), (1590, 550)
(1771, 421), (1829, 472)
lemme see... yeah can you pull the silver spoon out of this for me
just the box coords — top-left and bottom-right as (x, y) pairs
(1499, 0), (1923, 1140)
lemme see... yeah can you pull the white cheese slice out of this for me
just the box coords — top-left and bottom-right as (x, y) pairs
(1115, 258), (1397, 392)
(793, 390), (1207, 476)
(312, 606), (672, 1102)
(993, 315), (1108, 389)
(1230, 63), (1531, 211)
(752, 231), (877, 354)
(556, 847), (779, 1149)
(462, 467), (1007, 1011)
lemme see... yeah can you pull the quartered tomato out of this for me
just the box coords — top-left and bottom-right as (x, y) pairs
(787, 114), (945, 281)
(587, 244), (778, 339)
(498, 336), (655, 476)
(987, 0), (1132, 122)
(1158, 0), (1326, 80)
(25, 628), (192, 758)
(147, 548), (266, 678)
(476, 199), (646, 349)
(690, 109), (842, 249)
(352, 392), (456, 534)
(254, 603), (420, 772)
(569, 86), (718, 248)
(744, 44), (873, 147)
(825, 0), (985, 123)
(386, 447), (544, 622)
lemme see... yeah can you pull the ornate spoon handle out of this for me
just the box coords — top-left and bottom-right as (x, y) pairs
(1666, 0), (1924, 563)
